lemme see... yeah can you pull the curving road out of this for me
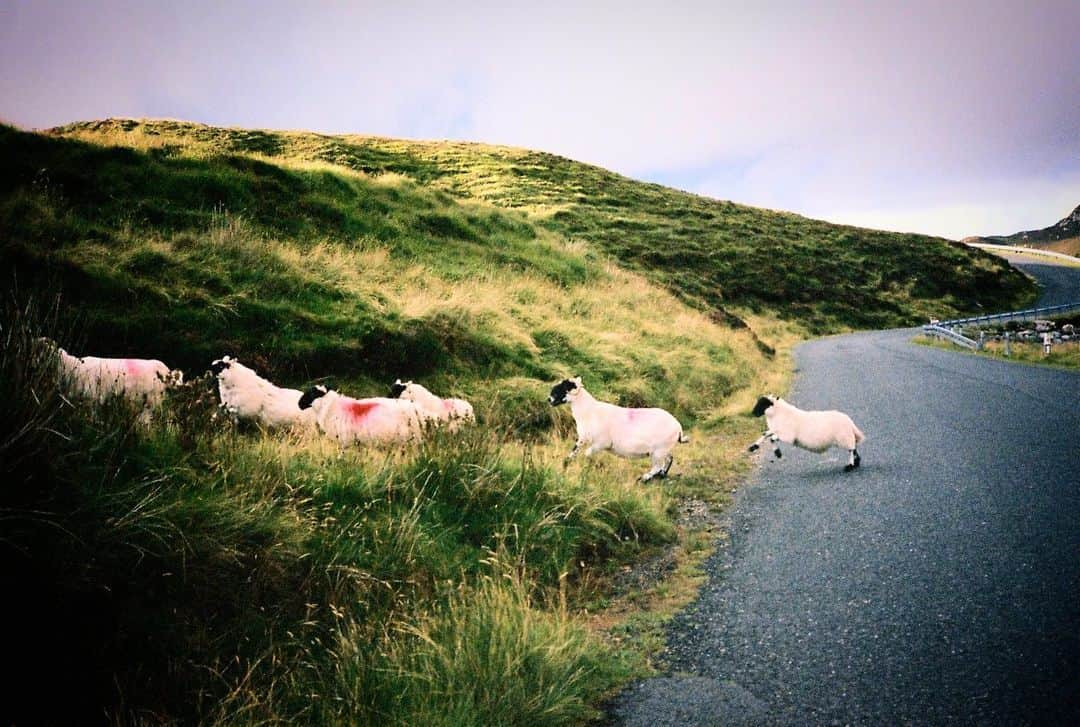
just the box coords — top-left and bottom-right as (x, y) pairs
(608, 262), (1080, 725)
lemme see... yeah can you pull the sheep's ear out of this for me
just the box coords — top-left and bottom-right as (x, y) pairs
(571, 376), (582, 386)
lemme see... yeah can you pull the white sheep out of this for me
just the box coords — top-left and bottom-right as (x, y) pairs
(388, 379), (474, 430)
(748, 395), (865, 471)
(547, 376), (689, 482)
(298, 385), (424, 444)
(39, 338), (183, 418)
(209, 355), (316, 431)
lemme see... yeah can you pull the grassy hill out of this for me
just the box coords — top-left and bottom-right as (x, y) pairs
(0, 119), (1035, 724)
(50, 119), (1036, 331)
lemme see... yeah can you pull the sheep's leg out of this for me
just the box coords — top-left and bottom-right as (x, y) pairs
(640, 463), (663, 482)
(642, 453), (674, 482)
(565, 440), (584, 461)
(749, 431), (783, 458)
(748, 430), (774, 452)
(844, 448), (861, 472)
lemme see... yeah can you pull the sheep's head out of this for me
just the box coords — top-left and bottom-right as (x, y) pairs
(752, 395), (777, 417)
(298, 384), (329, 410)
(548, 376), (583, 406)
(388, 379), (411, 399)
(210, 355), (234, 377)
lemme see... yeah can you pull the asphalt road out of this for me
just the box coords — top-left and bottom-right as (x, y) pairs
(608, 262), (1080, 725)
(1005, 260), (1079, 308)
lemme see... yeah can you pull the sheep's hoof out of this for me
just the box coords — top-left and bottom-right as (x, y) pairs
(748, 444), (759, 452)
(773, 449), (782, 459)
(844, 464), (856, 472)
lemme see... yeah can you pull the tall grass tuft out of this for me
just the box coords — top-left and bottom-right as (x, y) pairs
(325, 575), (618, 726)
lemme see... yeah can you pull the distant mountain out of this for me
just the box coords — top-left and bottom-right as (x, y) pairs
(964, 204), (1080, 256)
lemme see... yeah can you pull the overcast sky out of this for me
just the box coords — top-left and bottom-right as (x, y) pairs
(2, 0), (1077, 239)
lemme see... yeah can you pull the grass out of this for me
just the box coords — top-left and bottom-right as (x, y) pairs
(0, 117), (1030, 724)
(976, 339), (1080, 368)
(1, 301), (676, 723)
(51, 118), (1037, 333)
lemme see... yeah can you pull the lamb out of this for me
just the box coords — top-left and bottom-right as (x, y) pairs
(209, 355), (316, 431)
(748, 395), (865, 471)
(298, 385), (424, 444)
(39, 338), (183, 417)
(548, 376), (689, 482)
(388, 379), (474, 430)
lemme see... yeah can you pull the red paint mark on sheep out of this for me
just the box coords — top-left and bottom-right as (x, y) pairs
(124, 359), (145, 376)
(345, 400), (379, 422)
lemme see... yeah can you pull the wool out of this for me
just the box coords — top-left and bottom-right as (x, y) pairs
(549, 376), (688, 482)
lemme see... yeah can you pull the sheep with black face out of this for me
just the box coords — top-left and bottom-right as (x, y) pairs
(748, 395), (865, 471)
(210, 355), (315, 432)
(548, 376), (689, 482)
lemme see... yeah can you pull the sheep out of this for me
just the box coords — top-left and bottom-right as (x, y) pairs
(547, 376), (689, 482)
(209, 355), (316, 431)
(748, 395), (865, 472)
(298, 384), (424, 444)
(39, 338), (183, 418)
(388, 379), (474, 430)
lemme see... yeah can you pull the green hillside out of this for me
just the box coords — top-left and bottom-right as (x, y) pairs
(52, 118), (1037, 331)
(0, 119), (1035, 724)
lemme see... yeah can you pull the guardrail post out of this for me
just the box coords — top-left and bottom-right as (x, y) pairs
(1004, 332), (1011, 357)
(977, 331), (985, 351)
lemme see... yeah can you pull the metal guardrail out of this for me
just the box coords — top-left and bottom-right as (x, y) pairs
(922, 302), (1080, 350)
(925, 246), (1080, 350)
(934, 302), (1080, 328)
(922, 324), (978, 349)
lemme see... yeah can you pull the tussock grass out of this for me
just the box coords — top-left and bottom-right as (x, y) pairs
(334, 576), (616, 727)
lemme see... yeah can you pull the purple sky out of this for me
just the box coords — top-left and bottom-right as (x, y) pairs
(2, 0), (1077, 239)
